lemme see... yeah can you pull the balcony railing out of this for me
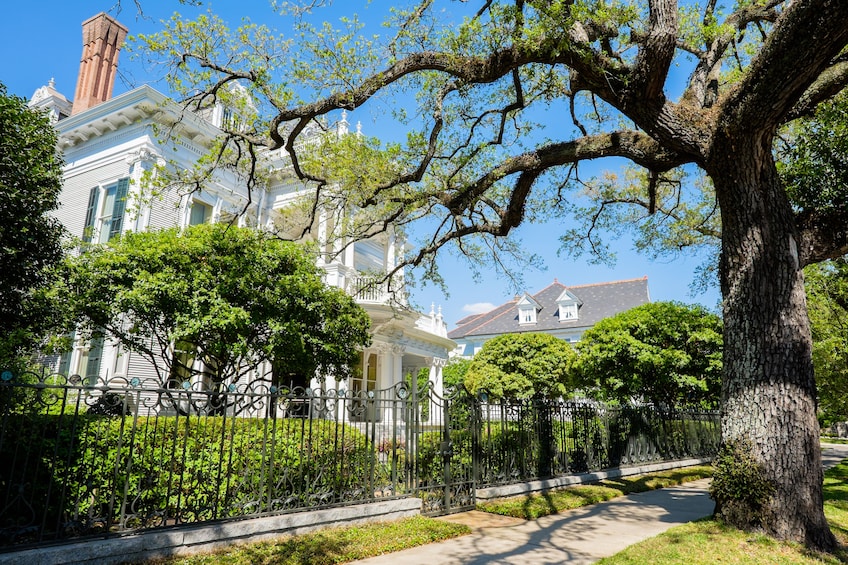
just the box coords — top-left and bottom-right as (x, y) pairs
(349, 275), (395, 304)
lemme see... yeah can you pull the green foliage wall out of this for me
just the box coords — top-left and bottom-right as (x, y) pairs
(60, 224), (371, 383)
(0, 411), (377, 538)
(573, 302), (722, 408)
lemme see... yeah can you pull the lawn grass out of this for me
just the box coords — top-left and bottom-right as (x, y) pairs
(596, 460), (848, 564)
(146, 515), (470, 565)
(822, 437), (848, 445)
(476, 466), (714, 520)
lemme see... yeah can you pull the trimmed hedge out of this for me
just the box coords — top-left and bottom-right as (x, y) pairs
(0, 412), (378, 543)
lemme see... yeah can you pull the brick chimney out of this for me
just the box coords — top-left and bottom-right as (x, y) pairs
(71, 13), (129, 115)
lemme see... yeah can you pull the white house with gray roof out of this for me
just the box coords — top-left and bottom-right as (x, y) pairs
(449, 278), (651, 356)
(32, 12), (455, 407)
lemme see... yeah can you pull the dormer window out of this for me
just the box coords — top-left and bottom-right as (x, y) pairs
(516, 294), (541, 325)
(560, 303), (578, 320)
(556, 289), (582, 322)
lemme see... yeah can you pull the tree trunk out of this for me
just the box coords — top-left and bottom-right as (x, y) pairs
(710, 137), (836, 551)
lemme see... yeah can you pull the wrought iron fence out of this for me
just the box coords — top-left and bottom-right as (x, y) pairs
(0, 369), (719, 551)
(474, 399), (720, 486)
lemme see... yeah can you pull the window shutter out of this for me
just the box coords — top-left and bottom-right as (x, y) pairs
(83, 187), (100, 243)
(109, 178), (129, 240)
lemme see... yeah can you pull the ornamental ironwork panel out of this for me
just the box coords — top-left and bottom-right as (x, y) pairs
(474, 398), (720, 488)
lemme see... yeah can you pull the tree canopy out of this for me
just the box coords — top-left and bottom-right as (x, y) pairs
(464, 332), (574, 399)
(133, 0), (848, 549)
(573, 302), (722, 409)
(442, 357), (472, 390)
(61, 224), (371, 385)
(0, 82), (65, 368)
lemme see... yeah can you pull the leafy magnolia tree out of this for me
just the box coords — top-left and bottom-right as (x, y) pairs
(573, 302), (722, 409)
(62, 224), (371, 385)
(134, 0), (848, 548)
(0, 82), (65, 368)
(804, 259), (848, 428)
(464, 333), (574, 399)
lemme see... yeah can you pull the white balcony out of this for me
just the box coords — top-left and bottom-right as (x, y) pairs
(349, 275), (396, 304)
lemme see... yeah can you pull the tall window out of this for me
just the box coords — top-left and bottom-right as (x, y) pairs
(73, 336), (104, 386)
(83, 178), (129, 243)
(169, 341), (196, 386)
(189, 201), (212, 225)
(350, 353), (379, 422)
(271, 362), (310, 390)
(57, 332), (76, 376)
(352, 353), (378, 396)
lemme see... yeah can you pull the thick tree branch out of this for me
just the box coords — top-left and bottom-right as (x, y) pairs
(443, 130), (687, 215)
(786, 60), (848, 121)
(718, 0), (848, 136)
(797, 207), (848, 267)
(629, 0), (677, 103)
(683, 1), (780, 109)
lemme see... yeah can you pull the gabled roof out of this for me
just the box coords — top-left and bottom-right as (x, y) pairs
(516, 293), (542, 310)
(555, 288), (582, 305)
(448, 277), (650, 339)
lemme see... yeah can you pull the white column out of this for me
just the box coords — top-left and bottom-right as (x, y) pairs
(316, 208), (329, 266)
(256, 188), (267, 228)
(178, 194), (192, 229)
(124, 147), (158, 232)
(385, 227), (396, 273)
(212, 197), (223, 223)
(375, 342), (404, 389)
(390, 345), (405, 388)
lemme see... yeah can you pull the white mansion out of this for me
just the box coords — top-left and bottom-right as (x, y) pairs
(30, 13), (454, 400)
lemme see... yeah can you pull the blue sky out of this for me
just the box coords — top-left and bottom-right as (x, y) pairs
(1, 1), (722, 326)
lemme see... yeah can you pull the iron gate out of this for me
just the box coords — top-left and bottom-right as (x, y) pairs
(408, 383), (478, 516)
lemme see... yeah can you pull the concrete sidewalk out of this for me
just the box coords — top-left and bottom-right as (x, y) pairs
(351, 443), (848, 565)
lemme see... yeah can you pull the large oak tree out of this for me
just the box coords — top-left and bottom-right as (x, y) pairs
(135, 0), (848, 549)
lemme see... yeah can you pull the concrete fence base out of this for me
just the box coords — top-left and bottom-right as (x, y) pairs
(476, 458), (712, 501)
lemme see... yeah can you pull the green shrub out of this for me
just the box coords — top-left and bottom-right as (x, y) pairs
(0, 413), (378, 541)
(710, 439), (774, 528)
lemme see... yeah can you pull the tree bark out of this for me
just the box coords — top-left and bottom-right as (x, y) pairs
(709, 133), (836, 550)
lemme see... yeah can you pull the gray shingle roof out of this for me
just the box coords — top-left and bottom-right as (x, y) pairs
(448, 277), (650, 339)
